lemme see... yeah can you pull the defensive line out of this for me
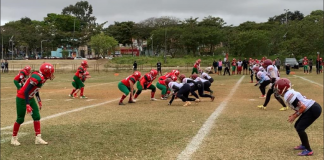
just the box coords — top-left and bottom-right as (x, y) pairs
(293, 75), (323, 87)
(177, 76), (245, 160)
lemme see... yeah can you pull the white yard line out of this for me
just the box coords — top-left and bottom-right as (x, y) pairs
(1, 131), (29, 143)
(293, 75), (323, 87)
(177, 76), (245, 160)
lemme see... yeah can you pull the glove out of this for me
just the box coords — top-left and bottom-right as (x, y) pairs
(168, 103), (171, 105)
(26, 104), (33, 114)
(254, 83), (259, 86)
(38, 101), (42, 110)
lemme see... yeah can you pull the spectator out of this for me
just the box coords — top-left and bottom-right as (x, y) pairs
(275, 57), (281, 70)
(242, 58), (249, 75)
(4, 60), (8, 73)
(217, 59), (223, 75)
(133, 61), (137, 71)
(223, 59), (230, 76)
(212, 60), (218, 74)
(1, 60), (4, 73)
(286, 64), (291, 75)
(237, 59), (243, 75)
(309, 59), (313, 73)
(302, 57), (309, 74)
(156, 61), (162, 76)
(316, 58), (321, 74)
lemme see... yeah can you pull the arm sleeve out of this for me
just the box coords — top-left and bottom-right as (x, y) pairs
(172, 86), (180, 93)
(291, 98), (299, 109)
(169, 94), (176, 104)
(35, 91), (41, 102)
(24, 83), (34, 105)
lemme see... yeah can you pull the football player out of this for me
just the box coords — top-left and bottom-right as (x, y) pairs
(14, 66), (32, 92)
(231, 58), (236, 75)
(257, 59), (287, 111)
(201, 67), (214, 83)
(134, 69), (158, 101)
(156, 72), (174, 100)
(274, 78), (322, 156)
(70, 60), (89, 99)
(255, 66), (270, 98)
(302, 57), (309, 74)
(118, 71), (141, 105)
(166, 78), (197, 106)
(192, 59), (201, 74)
(11, 63), (55, 146)
(191, 73), (213, 95)
(69, 71), (91, 98)
(180, 74), (215, 101)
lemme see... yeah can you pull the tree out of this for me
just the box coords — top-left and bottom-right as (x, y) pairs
(89, 33), (118, 58)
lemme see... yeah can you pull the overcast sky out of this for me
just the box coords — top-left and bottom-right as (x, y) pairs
(1, 0), (323, 27)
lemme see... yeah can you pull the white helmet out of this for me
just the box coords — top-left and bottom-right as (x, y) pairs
(259, 66), (264, 72)
(205, 67), (211, 72)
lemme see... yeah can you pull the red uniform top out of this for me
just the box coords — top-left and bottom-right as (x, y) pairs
(303, 60), (308, 65)
(14, 69), (29, 82)
(139, 73), (155, 88)
(74, 66), (86, 77)
(121, 75), (137, 87)
(193, 63), (199, 68)
(17, 72), (46, 99)
(231, 61), (236, 66)
(158, 75), (168, 85)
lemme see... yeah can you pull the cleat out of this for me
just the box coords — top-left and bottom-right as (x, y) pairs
(161, 97), (167, 100)
(35, 134), (48, 145)
(119, 102), (125, 105)
(211, 96), (215, 102)
(68, 94), (75, 98)
(210, 90), (214, 95)
(294, 145), (306, 150)
(73, 93), (78, 98)
(128, 100), (135, 103)
(80, 96), (88, 99)
(279, 107), (288, 111)
(195, 99), (201, 102)
(11, 136), (21, 146)
(164, 94), (169, 98)
(151, 98), (157, 101)
(259, 95), (266, 98)
(183, 101), (191, 106)
(257, 105), (266, 110)
(132, 99), (137, 102)
(298, 149), (313, 156)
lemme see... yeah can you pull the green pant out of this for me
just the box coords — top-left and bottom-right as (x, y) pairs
(136, 81), (156, 96)
(73, 75), (84, 89)
(232, 66), (236, 71)
(192, 68), (198, 74)
(156, 82), (170, 95)
(16, 97), (40, 124)
(118, 82), (131, 96)
(14, 80), (22, 90)
(303, 65), (308, 70)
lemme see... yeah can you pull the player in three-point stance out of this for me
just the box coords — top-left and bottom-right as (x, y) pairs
(118, 71), (141, 105)
(191, 73), (213, 95)
(133, 69), (158, 101)
(156, 70), (178, 100)
(11, 63), (55, 146)
(13, 66), (32, 92)
(166, 78), (197, 106)
(274, 78), (322, 156)
(69, 60), (89, 99)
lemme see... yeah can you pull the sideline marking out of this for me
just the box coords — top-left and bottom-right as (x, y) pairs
(293, 75), (323, 87)
(177, 76), (245, 160)
(1, 98), (119, 131)
(64, 99), (73, 101)
(1, 132), (29, 143)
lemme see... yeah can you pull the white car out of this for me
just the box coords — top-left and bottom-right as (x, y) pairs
(74, 56), (87, 60)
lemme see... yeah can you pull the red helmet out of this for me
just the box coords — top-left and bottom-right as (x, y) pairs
(150, 69), (158, 77)
(274, 78), (291, 96)
(191, 74), (198, 80)
(165, 78), (172, 85)
(24, 65), (32, 74)
(171, 75), (178, 81)
(172, 70), (180, 77)
(133, 71), (141, 80)
(197, 59), (201, 63)
(252, 66), (259, 72)
(320, 57), (323, 60)
(304, 57), (307, 59)
(263, 59), (272, 68)
(40, 63), (55, 80)
(179, 74), (186, 82)
(81, 60), (88, 68)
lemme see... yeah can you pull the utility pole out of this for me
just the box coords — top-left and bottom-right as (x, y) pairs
(284, 9), (289, 25)
(164, 23), (167, 63)
(150, 34), (154, 56)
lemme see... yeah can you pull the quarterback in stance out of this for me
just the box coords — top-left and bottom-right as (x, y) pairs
(13, 66), (32, 92)
(69, 60), (89, 99)
(118, 71), (141, 105)
(11, 63), (55, 146)
(274, 78), (322, 156)
(70, 71), (91, 98)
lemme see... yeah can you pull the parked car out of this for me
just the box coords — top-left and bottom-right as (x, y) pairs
(284, 58), (299, 69)
(298, 58), (304, 67)
(74, 56), (87, 60)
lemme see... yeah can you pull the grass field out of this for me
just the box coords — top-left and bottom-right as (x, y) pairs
(1, 68), (323, 160)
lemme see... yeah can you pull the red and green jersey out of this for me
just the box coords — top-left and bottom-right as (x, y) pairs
(17, 72), (45, 99)
(231, 61), (236, 66)
(303, 60), (308, 65)
(193, 63), (199, 68)
(121, 75), (137, 87)
(75, 66), (86, 77)
(139, 73), (154, 88)
(14, 69), (28, 82)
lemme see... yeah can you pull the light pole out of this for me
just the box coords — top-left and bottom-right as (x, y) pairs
(1, 28), (4, 60)
(9, 36), (14, 60)
(41, 40), (48, 59)
(164, 23), (167, 63)
(284, 9), (289, 24)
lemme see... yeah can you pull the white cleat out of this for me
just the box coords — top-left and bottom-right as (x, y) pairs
(161, 97), (167, 100)
(151, 98), (157, 101)
(35, 134), (48, 145)
(11, 136), (21, 146)
(133, 99), (137, 102)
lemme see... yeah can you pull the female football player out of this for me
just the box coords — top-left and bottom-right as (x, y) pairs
(118, 71), (141, 105)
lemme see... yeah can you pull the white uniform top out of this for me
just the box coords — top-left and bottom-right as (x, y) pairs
(201, 72), (211, 80)
(257, 71), (270, 83)
(267, 65), (280, 81)
(237, 61), (242, 67)
(194, 77), (208, 83)
(182, 78), (195, 86)
(284, 89), (314, 113)
(168, 82), (183, 92)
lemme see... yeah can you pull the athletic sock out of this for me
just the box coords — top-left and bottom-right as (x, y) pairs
(120, 94), (126, 103)
(12, 122), (21, 136)
(34, 121), (41, 136)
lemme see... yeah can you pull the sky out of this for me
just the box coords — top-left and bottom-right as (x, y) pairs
(1, 0), (323, 27)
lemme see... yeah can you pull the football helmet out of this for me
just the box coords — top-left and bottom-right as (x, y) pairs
(133, 71), (141, 80)
(165, 78), (172, 85)
(150, 69), (158, 77)
(170, 75), (178, 81)
(81, 60), (88, 68)
(274, 78), (291, 96)
(259, 66), (264, 72)
(24, 65), (32, 75)
(191, 74), (198, 80)
(263, 59), (272, 68)
(252, 66), (259, 72)
(179, 74), (186, 82)
(172, 70), (180, 77)
(304, 56), (307, 59)
(40, 63), (55, 80)
(197, 59), (201, 63)
(205, 67), (211, 73)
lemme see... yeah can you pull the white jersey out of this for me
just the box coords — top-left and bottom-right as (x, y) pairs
(257, 71), (270, 83)
(182, 78), (194, 86)
(284, 89), (314, 113)
(267, 65), (280, 81)
(194, 77), (208, 83)
(168, 82), (183, 92)
(237, 61), (242, 67)
(201, 72), (211, 80)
